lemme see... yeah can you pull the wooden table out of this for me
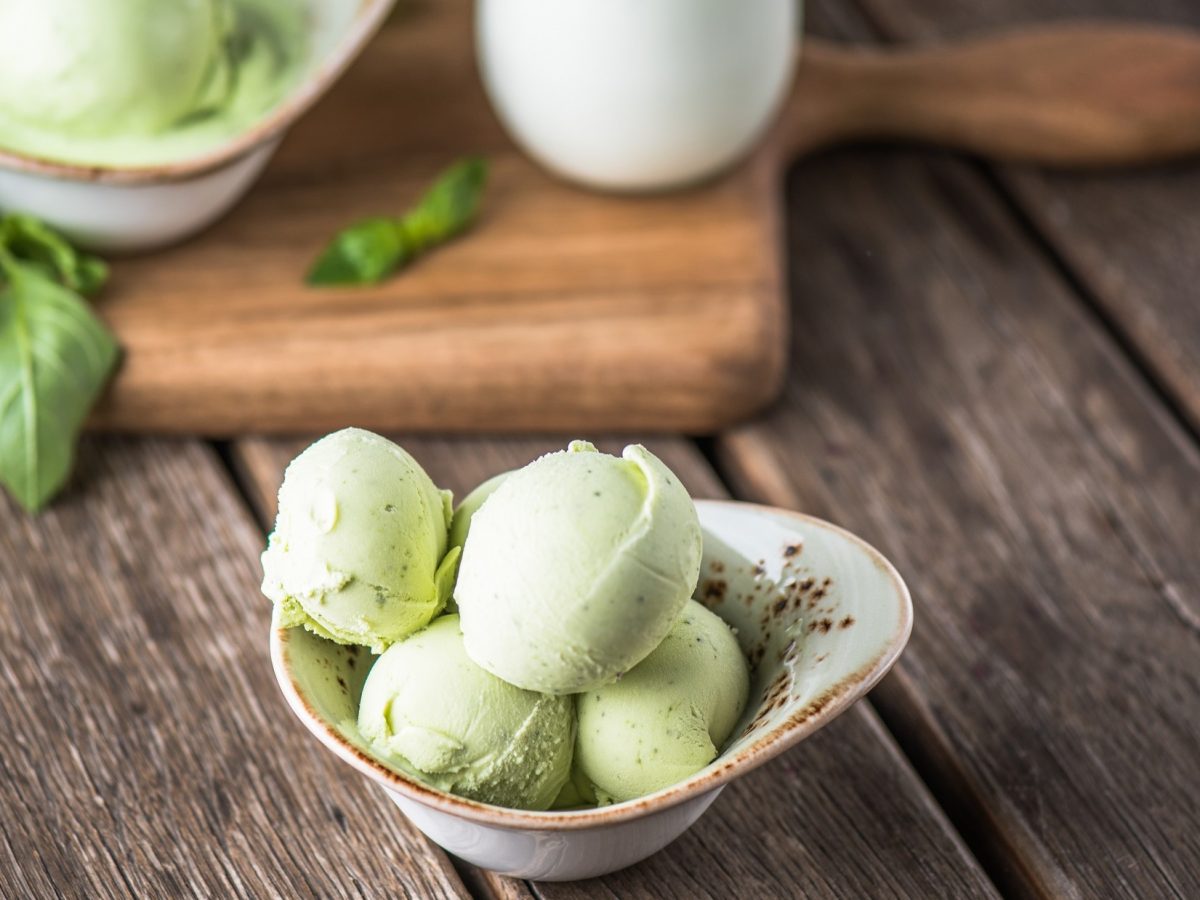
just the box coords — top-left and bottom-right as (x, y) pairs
(3, 1), (1198, 897)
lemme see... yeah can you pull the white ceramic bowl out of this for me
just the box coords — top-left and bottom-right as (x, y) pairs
(0, 0), (395, 252)
(272, 500), (912, 881)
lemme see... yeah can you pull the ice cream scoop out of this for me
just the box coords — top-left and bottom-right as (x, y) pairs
(575, 600), (749, 804)
(358, 615), (575, 810)
(454, 440), (702, 694)
(0, 0), (233, 138)
(0, 0), (308, 168)
(261, 428), (458, 653)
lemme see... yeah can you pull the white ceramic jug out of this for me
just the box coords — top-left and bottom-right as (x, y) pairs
(476, 0), (800, 192)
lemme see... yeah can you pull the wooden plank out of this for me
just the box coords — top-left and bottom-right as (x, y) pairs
(85, 0), (786, 436)
(714, 144), (1200, 897)
(0, 438), (471, 899)
(233, 434), (999, 898)
(852, 0), (1200, 434)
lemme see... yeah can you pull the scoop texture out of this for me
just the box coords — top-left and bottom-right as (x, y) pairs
(575, 600), (750, 803)
(358, 616), (575, 810)
(454, 441), (702, 694)
(0, 0), (307, 166)
(261, 428), (457, 653)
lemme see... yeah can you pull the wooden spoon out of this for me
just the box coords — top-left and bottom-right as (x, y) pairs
(772, 22), (1200, 167)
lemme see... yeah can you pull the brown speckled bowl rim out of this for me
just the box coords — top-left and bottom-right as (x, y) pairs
(0, 0), (394, 185)
(270, 500), (914, 832)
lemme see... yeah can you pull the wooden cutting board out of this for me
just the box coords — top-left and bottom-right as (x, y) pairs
(90, 0), (787, 435)
(88, 0), (1200, 435)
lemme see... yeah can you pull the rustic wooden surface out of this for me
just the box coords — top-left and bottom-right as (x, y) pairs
(87, 0), (786, 436)
(857, 0), (1200, 437)
(715, 148), (1200, 899)
(776, 3), (1200, 896)
(788, 24), (1200, 168)
(3, 0), (1200, 897)
(0, 439), (469, 899)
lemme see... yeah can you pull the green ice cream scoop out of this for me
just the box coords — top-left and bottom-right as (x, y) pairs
(454, 440), (703, 695)
(575, 600), (750, 804)
(261, 428), (459, 653)
(0, 0), (308, 167)
(0, 0), (233, 138)
(358, 615), (576, 810)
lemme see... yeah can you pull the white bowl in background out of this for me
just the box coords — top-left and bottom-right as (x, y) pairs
(272, 499), (913, 881)
(0, 0), (396, 252)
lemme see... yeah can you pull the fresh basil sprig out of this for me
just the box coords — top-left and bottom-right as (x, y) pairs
(0, 214), (119, 512)
(307, 156), (488, 286)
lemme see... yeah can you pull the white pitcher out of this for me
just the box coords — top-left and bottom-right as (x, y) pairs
(476, 0), (801, 192)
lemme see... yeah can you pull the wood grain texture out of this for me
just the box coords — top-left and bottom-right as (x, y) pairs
(233, 434), (999, 899)
(0, 438), (470, 899)
(854, 0), (1200, 435)
(788, 24), (1200, 168)
(715, 146), (1200, 898)
(82, 0), (1200, 437)
(85, 0), (786, 435)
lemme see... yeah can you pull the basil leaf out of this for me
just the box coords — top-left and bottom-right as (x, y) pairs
(0, 213), (108, 294)
(307, 156), (488, 286)
(399, 156), (488, 253)
(0, 249), (119, 512)
(306, 217), (406, 286)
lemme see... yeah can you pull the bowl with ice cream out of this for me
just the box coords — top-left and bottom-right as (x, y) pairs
(267, 430), (912, 880)
(0, 0), (395, 251)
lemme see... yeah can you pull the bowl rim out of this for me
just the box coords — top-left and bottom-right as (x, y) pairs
(270, 499), (914, 831)
(0, 0), (396, 185)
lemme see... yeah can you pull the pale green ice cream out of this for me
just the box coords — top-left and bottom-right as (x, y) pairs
(358, 615), (575, 810)
(454, 440), (703, 695)
(575, 600), (750, 804)
(448, 471), (510, 555)
(443, 471), (510, 614)
(550, 764), (598, 810)
(261, 428), (459, 654)
(0, 0), (308, 167)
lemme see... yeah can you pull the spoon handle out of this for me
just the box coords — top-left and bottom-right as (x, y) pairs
(780, 23), (1200, 167)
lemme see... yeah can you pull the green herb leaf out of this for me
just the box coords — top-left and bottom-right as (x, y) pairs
(307, 156), (488, 286)
(0, 220), (119, 512)
(0, 213), (109, 294)
(306, 217), (406, 286)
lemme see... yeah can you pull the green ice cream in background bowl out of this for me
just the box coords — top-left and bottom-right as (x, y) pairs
(0, 0), (309, 168)
(0, 0), (396, 250)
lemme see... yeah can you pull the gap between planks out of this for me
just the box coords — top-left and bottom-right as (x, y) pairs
(969, 163), (1200, 450)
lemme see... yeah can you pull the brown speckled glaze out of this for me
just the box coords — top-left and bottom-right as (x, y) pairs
(271, 500), (912, 831)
